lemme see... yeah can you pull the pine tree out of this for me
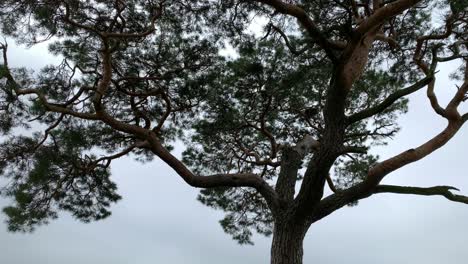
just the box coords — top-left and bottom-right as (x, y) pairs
(0, 1), (467, 263)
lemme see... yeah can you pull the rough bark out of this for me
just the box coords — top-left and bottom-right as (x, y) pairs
(271, 222), (307, 264)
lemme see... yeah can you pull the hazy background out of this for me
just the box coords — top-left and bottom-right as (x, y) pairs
(1, 39), (467, 264)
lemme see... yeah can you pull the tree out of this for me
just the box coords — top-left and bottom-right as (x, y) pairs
(0, 0), (467, 263)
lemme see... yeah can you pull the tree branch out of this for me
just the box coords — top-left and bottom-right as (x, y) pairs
(0, 43), (101, 121)
(374, 185), (468, 204)
(446, 63), (468, 119)
(270, 24), (308, 56)
(366, 120), (464, 186)
(375, 33), (399, 49)
(94, 140), (149, 167)
(255, 0), (339, 61)
(347, 75), (433, 124)
(147, 136), (280, 213)
(310, 181), (468, 225)
(275, 135), (320, 201)
(339, 146), (368, 154)
(356, 0), (423, 35)
(311, 59), (468, 223)
(326, 174), (338, 193)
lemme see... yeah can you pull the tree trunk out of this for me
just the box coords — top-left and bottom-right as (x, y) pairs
(270, 223), (307, 264)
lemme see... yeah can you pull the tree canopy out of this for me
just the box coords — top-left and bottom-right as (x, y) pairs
(0, 0), (467, 263)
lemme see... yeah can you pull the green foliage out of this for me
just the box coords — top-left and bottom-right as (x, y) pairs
(198, 187), (273, 245)
(334, 154), (379, 190)
(448, 0), (468, 12)
(0, 133), (121, 232)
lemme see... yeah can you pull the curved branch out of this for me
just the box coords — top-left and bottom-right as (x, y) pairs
(33, 114), (65, 151)
(356, 0), (423, 35)
(255, 0), (339, 61)
(347, 75), (433, 124)
(147, 136), (280, 213)
(426, 78), (448, 118)
(275, 135), (320, 201)
(310, 115), (468, 224)
(446, 64), (468, 119)
(326, 174), (338, 193)
(366, 119), (465, 186)
(270, 24), (308, 56)
(94, 140), (149, 167)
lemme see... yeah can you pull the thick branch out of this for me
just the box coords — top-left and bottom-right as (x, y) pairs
(275, 147), (302, 202)
(312, 62), (468, 223)
(426, 79), (448, 118)
(356, 0), (423, 35)
(311, 114), (467, 224)
(446, 64), (468, 119)
(147, 136), (280, 212)
(326, 174), (338, 193)
(275, 135), (320, 202)
(339, 146), (368, 154)
(310, 181), (468, 225)
(366, 120), (465, 186)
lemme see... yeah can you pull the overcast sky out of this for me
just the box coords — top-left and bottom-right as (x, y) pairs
(1, 38), (467, 264)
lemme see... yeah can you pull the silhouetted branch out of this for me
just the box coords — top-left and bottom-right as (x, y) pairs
(255, 0), (339, 61)
(348, 76), (433, 124)
(375, 185), (468, 204)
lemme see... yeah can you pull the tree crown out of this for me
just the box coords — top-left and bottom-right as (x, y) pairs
(0, 0), (467, 245)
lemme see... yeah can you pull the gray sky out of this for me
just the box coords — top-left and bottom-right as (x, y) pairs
(1, 39), (468, 264)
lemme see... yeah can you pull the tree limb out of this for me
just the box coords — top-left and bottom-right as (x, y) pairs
(311, 59), (468, 224)
(147, 136), (280, 213)
(366, 120), (465, 186)
(374, 185), (468, 204)
(275, 135), (320, 202)
(347, 75), (433, 124)
(94, 140), (149, 167)
(255, 0), (339, 61)
(0, 43), (101, 121)
(339, 146), (368, 154)
(356, 0), (423, 35)
(269, 24), (308, 56)
(326, 174), (338, 193)
(310, 181), (468, 224)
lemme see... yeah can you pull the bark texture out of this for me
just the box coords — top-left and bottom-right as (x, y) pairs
(271, 223), (307, 264)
